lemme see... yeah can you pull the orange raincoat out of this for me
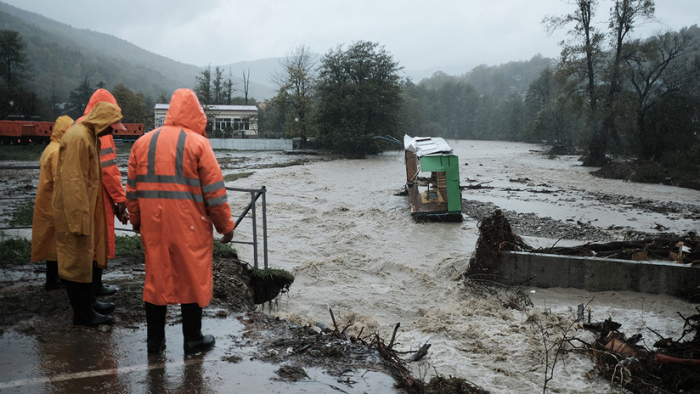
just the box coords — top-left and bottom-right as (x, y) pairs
(126, 89), (235, 307)
(77, 89), (127, 258)
(53, 102), (123, 283)
(31, 115), (74, 262)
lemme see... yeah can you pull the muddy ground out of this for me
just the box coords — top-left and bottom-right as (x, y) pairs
(0, 252), (421, 391)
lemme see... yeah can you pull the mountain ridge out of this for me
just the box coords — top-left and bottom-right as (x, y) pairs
(0, 1), (276, 101)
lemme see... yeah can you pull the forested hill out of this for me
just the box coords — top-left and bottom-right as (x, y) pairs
(0, 1), (202, 100)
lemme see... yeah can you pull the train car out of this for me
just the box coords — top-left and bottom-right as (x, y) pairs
(19, 121), (54, 144)
(114, 123), (145, 141)
(0, 119), (146, 144)
(0, 120), (25, 144)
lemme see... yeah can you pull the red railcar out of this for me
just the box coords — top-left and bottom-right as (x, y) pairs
(114, 123), (144, 141)
(0, 120), (146, 144)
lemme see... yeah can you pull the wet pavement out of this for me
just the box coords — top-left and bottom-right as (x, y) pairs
(0, 314), (398, 393)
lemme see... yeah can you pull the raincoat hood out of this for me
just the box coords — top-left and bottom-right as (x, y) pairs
(82, 102), (123, 136)
(164, 89), (207, 136)
(50, 115), (74, 143)
(84, 89), (120, 116)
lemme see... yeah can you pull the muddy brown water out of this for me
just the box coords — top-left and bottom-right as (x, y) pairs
(225, 140), (700, 393)
(2, 139), (699, 393)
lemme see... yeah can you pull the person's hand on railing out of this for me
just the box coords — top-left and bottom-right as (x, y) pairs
(220, 229), (234, 244)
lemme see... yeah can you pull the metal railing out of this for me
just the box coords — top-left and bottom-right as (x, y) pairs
(226, 186), (268, 270)
(0, 186), (269, 270)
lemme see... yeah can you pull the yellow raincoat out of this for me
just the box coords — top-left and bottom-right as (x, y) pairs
(77, 89), (127, 258)
(126, 89), (235, 307)
(53, 102), (123, 283)
(31, 115), (74, 262)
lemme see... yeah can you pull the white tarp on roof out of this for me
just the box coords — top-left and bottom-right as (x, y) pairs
(403, 134), (454, 157)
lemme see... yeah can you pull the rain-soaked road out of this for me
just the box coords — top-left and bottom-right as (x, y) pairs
(0, 313), (397, 393)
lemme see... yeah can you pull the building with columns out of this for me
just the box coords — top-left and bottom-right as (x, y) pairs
(154, 104), (259, 138)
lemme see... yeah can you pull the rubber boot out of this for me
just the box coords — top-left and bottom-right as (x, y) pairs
(145, 302), (167, 354)
(181, 303), (214, 354)
(44, 260), (61, 291)
(92, 265), (117, 296)
(65, 280), (113, 327)
(92, 298), (115, 314)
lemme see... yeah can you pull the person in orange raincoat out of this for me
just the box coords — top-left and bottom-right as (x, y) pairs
(76, 89), (129, 297)
(126, 88), (235, 354)
(31, 115), (73, 291)
(53, 102), (126, 327)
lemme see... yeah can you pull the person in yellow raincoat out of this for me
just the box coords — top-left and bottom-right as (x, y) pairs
(31, 115), (73, 291)
(126, 89), (235, 354)
(75, 89), (129, 297)
(53, 101), (127, 327)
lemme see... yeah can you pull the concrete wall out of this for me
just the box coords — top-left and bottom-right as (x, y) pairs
(495, 251), (700, 296)
(209, 138), (293, 151)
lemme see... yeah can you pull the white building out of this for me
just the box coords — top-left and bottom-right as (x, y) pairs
(154, 104), (259, 138)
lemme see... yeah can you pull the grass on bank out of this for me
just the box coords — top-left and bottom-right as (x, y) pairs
(0, 145), (45, 161)
(224, 172), (254, 182)
(8, 200), (34, 227)
(0, 236), (31, 264)
(0, 234), (237, 265)
(0, 142), (134, 162)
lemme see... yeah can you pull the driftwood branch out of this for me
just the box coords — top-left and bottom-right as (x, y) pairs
(411, 343), (431, 362)
(329, 308), (339, 333)
(388, 323), (400, 349)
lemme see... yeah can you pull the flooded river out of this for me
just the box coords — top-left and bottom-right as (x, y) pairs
(1, 139), (698, 393)
(225, 140), (700, 393)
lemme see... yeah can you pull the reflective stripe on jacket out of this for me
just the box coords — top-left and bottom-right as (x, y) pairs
(126, 88), (235, 307)
(100, 134), (126, 258)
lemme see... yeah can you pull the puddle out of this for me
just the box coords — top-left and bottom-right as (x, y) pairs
(0, 315), (397, 393)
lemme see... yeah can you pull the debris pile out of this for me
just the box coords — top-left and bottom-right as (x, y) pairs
(583, 308), (700, 393)
(466, 209), (530, 277)
(536, 233), (699, 266)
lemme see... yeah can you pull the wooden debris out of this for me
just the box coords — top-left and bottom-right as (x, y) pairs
(411, 343), (431, 362)
(582, 307), (700, 393)
(536, 234), (699, 265)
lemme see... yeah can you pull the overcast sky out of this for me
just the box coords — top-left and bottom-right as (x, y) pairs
(5, 0), (699, 75)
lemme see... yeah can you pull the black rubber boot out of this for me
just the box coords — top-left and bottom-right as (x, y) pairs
(44, 260), (61, 291)
(65, 280), (113, 327)
(92, 299), (115, 314)
(181, 303), (214, 354)
(145, 302), (167, 354)
(92, 265), (117, 296)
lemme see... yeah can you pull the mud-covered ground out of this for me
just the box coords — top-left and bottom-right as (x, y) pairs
(0, 251), (416, 391)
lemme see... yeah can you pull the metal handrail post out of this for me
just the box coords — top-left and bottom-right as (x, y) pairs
(262, 186), (268, 270)
(251, 191), (258, 269)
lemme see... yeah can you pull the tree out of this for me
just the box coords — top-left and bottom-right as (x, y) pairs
(223, 68), (235, 105)
(66, 76), (93, 119)
(241, 68), (251, 105)
(315, 41), (403, 156)
(544, 0), (604, 162)
(195, 65), (212, 105)
(624, 28), (700, 159)
(212, 66), (224, 104)
(0, 29), (33, 118)
(195, 64), (238, 106)
(271, 45), (317, 144)
(0, 30), (30, 91)
(595, 0), (655, 163)
(112, 84), (150, 127)
(545, 0), (656, 165)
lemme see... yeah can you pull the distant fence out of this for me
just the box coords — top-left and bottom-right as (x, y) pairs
(209, 138), (293, 151)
